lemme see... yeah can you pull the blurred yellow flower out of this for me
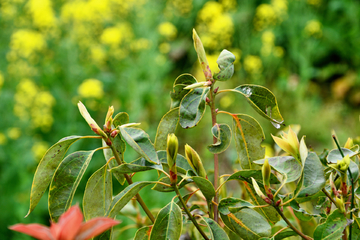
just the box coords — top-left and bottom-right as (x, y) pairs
(27, 0), (56, 29)
(274, 46), (284, 58)
(254, 0), (287, 31)
(307, 0), (321, 6)
(305, 20), (322, 37)
(8, 127), (21, 140)
(131, 38), (151, 51)
(0, 133), (6, 145)
(78, 79), (104, 99)
(166, 0), (193, 16)
(10, 30), (46, 58)
(101, 27), (123, 46)
(0, 71), (4, 89)
(220, 0), (237, 11)
(159, 42), (171, 54)
(1, 2), (17, 20)
(90, 45), (106, 64)
(32, 141), (49, 160)
(158, 22), (177, 40)
(244, 55), (263, 74)
(198, 1), (223, 22)
(262, 31), (275, 45)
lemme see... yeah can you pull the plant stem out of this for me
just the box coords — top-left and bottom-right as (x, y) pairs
(209, 85), (219, 222)
(322, 188), (337, 206)
(274, 206), (313, 240)
(174, 184), (209, 240)
(333, 135), (354, 240)
(110, 145), (155, 223)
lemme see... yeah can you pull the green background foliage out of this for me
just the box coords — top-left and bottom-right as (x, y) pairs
(0, 0), (359, 239)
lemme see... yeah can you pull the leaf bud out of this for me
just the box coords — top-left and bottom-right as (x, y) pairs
(167, 134), (178, 170)
(78, 101), (107, 139)
(110, 129), (120, 138)
(214, 87), (219, 94)
(335, 196), (345, 213)
(206, 97), (210, 103)
(104, 106), (114, 133)
(251, 177), (271, 204)
(344, 138), (353, 149)
(185, 144), (207, 178)
(262, 158), (271, 188)
(184, 81), (209, 90)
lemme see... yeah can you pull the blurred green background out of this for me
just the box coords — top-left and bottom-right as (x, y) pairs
(1, 0), (359, 239)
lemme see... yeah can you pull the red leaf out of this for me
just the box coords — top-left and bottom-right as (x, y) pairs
(52, 205), (83, 240)
(9, 224), (54, 240)
(75, 218), (120, 240)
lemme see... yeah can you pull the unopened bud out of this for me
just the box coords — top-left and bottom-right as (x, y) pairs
(335, 196), (345, 213)
(110, 129), (120, 138)
(262, 158), (271, 188)
(276, 199), (282, 207)
(167, 133), (178, 183)
(104, 106), (114, 133)
(251, 177), (271, 204)
(78, 101), (107, 138)
(214, 87), (219, 94)
(185, 144), (207, 178)
(206, 97), (210, 103)
(184, 82), (209, 90)
(104, 137), (112, 147)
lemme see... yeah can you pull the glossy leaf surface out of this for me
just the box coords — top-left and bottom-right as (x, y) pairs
(313, 209), (349, 240)
(149, 200), (182, 240)
(83, 163), (112, 220)
(208, 123), (232, 154)
(49, 150), (95, 221)
(119, 127), (159, 164)
(27, 136), (84, 217)
(233, 114), (265, 169)
(179, 87), (209, 129)
(201, 216), (230, 240)
(231, 85), (284, 128)
(107, 181), (154, 218)
(154, 107), (179, 151)
(213, 49), (235, 81)
(170, 74), (197, 109)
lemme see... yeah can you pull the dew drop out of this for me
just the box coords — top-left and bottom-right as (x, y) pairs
(242, 87), (252, 97)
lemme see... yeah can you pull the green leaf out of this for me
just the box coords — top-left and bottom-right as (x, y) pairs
(119, 127), (159, 164)
(290, 200), (318, 221)
(134, 226), (152, 240)
(254, 156), (302, 183)
(193, 29), (212, 80)
(233, 114), (265, 170)
(191, 176), (215, 202)
(170, 74), (197, 109)
(200, 216), (230, 240)
(213, 49), (235, 81)
(157, 150), (193, 174)
(219, 197), (253, 215)
(179, 87), (209, 129)
(26, 136), (84, 217)
(327, 148), (357, 163)
(352, 218), (360, 240)
(220, 208), (271, 240)
(273, 230), (298, 240)
(107, 181), (154, 218)
(154, 107), (179, 151)
(103, 139), (126, 185)
(231, 85), (284, 128)
(110, 157), (163, 174)
(297, 152), (326, 199)
(226, 169), (280, 184)
(149, 200), (183, 240)
(83, 163), (112, 221)
(313, 209), (350, 240)
(113, 112), (129, 127)
(208, 123), (232, 154)
(49, 150), (96, 221)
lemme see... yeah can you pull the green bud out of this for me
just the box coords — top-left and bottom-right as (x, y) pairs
(251, 177), (271, 204)
(167, 134), (178, 184)
(262, 158), (271, 187)
(185, 144), (207, 178)
(335, 196), (345, 213)
(104, 106), (114, 133)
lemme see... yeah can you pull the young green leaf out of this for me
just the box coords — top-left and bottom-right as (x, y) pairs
(232, 114), (265, 170)
(49, 150), (96, 221)
(313, 209), (350, 239)
(83, 163), (112, 221)
(208, 123), (232, 154)
(107, 181), (154, 218)
(134, 226), (152, 240)
(154, 107), (179, 151)
(192, 176), (216, 202)
(119, 127), (159, 164)
(112, 112), (129, 127)
(26, 136), (85, 217)
(179, 87), (209, 129)
(213, 49), (236, 81)
(192, 29), (212, 80)
(226, 169), (280, 184)
(170, 74), (197, 109)
(200, 216), (230, 240)
(110, 157), (162, 174)
(149, 200), (183, 240)
(218, 197), (253, 216)
(230, 85), (284, 128)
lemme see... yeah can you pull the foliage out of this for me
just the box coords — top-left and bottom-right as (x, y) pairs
(11, 30), (360, 240)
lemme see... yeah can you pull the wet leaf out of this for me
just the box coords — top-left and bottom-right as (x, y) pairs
(149, 200), (182, 240)
(83, 163), (112, 220)
(313, 209), (349, 240)
(208, 123), (232, 154)
(179, 87), (209, 129)
(214, 49), (235, 81)
(297, 152), (326, 199)
(254, 156), (302, 183)
(231, 85), (284, 128)
(200, 216), (230, 240)
(134, 226), (152, 240)
(26, 136), (84, 217)
(49, 150), (96, 221)
(119, 127), (159, 164)
(107, 181), (154, 218)
(110, 157), (163, 174)
(233, 114), (265, 169)
(170, 74), (197, 109)
(154, 107), (179, 151)
(226, 169), (280, 184)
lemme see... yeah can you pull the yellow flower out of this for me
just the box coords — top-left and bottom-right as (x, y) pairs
(27, 0), (56, 29)
(158, 22), (177, 40)
(0, 133), (7, 145)
(244, 55), (262, 74)
(307, 0), (321, 6)
(159, 42), (171, 54)
(8, 127), (21, 140)
(0, 71), (4, 90)
(272, 126), (300, 160)
(10, 30), (46, 58)
(32, 141), (49, 160)
(305, 20), (322, 37)
(78, 79), (104, 99)
(101, 27), (123, 46)
(262, 31), (275, 45)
